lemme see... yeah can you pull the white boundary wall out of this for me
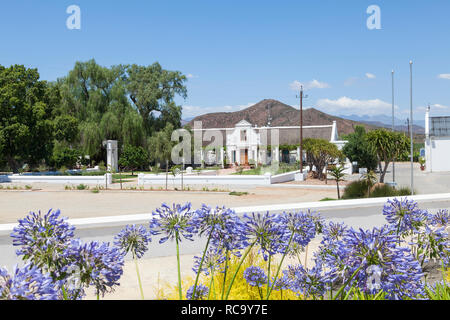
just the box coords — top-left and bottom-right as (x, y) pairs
(138, 171), (300, 186)
(0, 174), (112, 185)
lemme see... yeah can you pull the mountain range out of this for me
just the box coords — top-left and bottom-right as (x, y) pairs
(184, 99), (425, 137)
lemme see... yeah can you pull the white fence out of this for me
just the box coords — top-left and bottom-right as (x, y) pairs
(138, 171), (300, 186)
(0, 174), (112, 185)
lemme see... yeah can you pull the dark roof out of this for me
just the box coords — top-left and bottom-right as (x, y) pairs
(198, 127), (332, 147)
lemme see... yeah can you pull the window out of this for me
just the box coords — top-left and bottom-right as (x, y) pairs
(240, 130), (247, 141)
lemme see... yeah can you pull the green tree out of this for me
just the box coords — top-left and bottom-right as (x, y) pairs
(53, 115), (79, 143)
(303, 138), (343, 180)
(361, 170), (378, 197)
(147, 123), (177, 168)
(119, 145), (149, 175)
(328, 164), (346, 199)
(51, 143), (81, 169)
(366, 129), (410, 183)
(342, 126), (378, 171)
(126, 63), (187, 134)
(0, 65), (55, 172)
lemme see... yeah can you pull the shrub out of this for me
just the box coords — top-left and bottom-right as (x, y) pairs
(76, 184), (89, 190)
(396, 187), (413, 196)
(342, 180), (369, 199)
(370, 184), (398, 198)
(160, 249), (300, 300)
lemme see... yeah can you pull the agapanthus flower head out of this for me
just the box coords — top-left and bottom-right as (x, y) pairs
(284, 264), (330, 298)
(114, 224), (151, 259)
(412, 224), (449, 267)
(270, 273), (292, 291)
(149, 203), (197, 244)
(0, 263), (58, 300)
(430, 209), (449, 227)
(382, 198), (429, 236)
(195, 205), (248, 254)
(243, 266), (267, 287)
(192, 248), (226, 276)
(62, 239), (124, 297)
(326, 225), (425, 299)
(279, 211), (316, 247)
(243, 212), (286, 260)
(186, 284), (209, 300)
(10, 209), (75, 272)
(323, 221), (348, 242)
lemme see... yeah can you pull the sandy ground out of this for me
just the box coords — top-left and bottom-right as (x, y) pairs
(0, 186), (336, 224)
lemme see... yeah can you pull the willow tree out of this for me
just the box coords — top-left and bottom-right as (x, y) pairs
(126, 63), (187, 135)
(366, 129), (410, 183)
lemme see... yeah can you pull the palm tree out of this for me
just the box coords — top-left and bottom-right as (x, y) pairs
(328, 164), (346, 199)
(361, 170), (378, 197)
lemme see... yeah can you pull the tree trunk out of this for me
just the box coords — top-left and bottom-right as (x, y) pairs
(336, 181), (340, 199)
(379, 161), (390, 183)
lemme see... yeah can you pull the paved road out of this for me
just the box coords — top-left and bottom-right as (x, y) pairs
(2, 198), (449, 270)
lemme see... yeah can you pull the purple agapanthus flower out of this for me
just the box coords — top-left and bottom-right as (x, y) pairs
(194, 205), (248, 255)
(284, 264), (330, 298)
(326, 225), (425, 299)
(192, 248), (226, 276)
(270, 273), (292, 291)
(0, 264), (59, 300)
(10, 209), (75, 274)
(186, 284), (209, 300)
(149, 203), (197, 244)
(412, 225), (449, 267)
(243, 266), (267, 287)
(114, 224), (151, 259)
(279, 211), (317, 248)
(430, 209), (449, 227)
(62, 239), (124, 297)
(382, 198), (429, 236)
(243, 212), (287, 260)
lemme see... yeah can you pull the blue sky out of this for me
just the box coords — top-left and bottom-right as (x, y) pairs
(1, 0), (450, 123)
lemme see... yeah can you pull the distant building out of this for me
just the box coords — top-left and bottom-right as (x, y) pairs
(425, 108), (450, 172)
(193, 119), (345, 166)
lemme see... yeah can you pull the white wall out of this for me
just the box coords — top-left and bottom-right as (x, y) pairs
(138, 171), (300, 186)
(427, 137), (450, 172)
(0, 174), (111, 185)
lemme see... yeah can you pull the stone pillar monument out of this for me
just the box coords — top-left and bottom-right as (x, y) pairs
(103, 140), (118, 172)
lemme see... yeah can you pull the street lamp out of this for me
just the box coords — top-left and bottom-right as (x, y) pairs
(409, 60), (414, 195)
(391, 70), (396, 185)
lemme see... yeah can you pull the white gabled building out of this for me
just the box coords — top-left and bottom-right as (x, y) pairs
(194, 119), (343, 166)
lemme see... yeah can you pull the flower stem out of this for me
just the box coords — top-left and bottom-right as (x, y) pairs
(332, 265), (363, 300)
(133, 252), (145, 300)
(266, 255), (271, 298)
(224, 242), (256, 300)
(192, 228), (214, 299)
(175, 231), (183, 300)
(221, 249), (229, 300)
(265, 232), (295, 300)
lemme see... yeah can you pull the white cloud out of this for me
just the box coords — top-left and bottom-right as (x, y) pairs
(438, 74), (450, 80)
(186, 74), (198, 79)
(417, 104), (449, 112)
(316, 96), (396, 116)
(289, 79), (330, 91)
(182, 102), (255, 118)
(365, 73), (376, 79)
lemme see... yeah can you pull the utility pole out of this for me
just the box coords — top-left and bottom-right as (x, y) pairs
(299, 85), (304, 173)
(297, 85), (308, 174)
(391, 70), (396, 185)
(410, 60), (414, 195)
